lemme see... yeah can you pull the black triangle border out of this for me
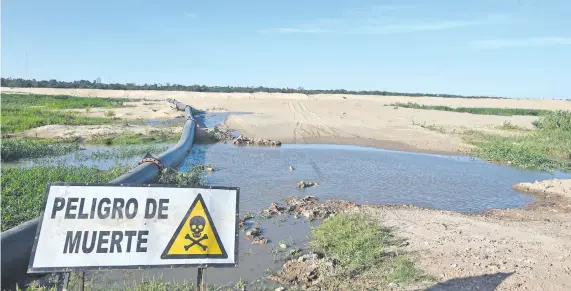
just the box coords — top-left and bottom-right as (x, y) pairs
(160, 193), (228, 259)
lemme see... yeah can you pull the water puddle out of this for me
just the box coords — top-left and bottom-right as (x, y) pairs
(1, 144), (172, 170)
(194, 112), (251, 128)
(179, 143), (570, 213)
(89, 216), (316, 287)
(143, 118), (185, 127)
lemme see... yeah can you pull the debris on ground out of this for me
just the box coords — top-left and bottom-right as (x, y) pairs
(289, 166), (295, 172)
(261, 203), (286, 216)
(259, 196), (357, 220)
(195, 127), (233, 143)
(232, 135), (282, 146)
(246, 227), (262, 239)
(251, 237), (269, 245)
(245, 227), (270, 245)
(268, 252), (336, 288)
(296, 181), (319, 188)
(239, 213), (255, 230)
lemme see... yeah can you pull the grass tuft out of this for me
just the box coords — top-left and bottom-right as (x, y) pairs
(89, 131), (179, 145)
(309, 213), (428, 288)
(392, 102), (551, 116)
(464, 110), (571, 171)
(1, 93), (127, 133)
(1, 138), (78, 162)
(1, 166), (128, 231)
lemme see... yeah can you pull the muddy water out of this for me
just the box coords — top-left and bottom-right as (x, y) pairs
(180, 143), (569, 213)
(93, 217), (316, 288)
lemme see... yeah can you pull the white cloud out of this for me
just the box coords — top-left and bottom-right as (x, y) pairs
(261, 4), (510, 35)
(261, 27), (332, 34)
(471, 37), (571, 49)
(183, 12), (197, 18)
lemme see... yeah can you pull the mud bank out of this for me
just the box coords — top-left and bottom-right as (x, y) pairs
(513, 178), (571, 199)
(259, 195), (571, 290)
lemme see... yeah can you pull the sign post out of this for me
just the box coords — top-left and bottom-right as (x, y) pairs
(28, 183), (239, 289)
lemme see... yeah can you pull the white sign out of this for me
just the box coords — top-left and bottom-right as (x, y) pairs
(28, 183), (239, 273)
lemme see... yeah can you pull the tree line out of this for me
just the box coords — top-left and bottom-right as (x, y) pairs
(0, 77), (499, 99)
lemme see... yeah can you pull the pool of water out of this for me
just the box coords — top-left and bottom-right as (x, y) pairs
(179, 143), (570, 213)
(194, 112), (251, 128)
(1, 144), (172, 170)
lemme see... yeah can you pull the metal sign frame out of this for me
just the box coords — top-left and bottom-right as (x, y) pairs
(28, 182), (240, 273)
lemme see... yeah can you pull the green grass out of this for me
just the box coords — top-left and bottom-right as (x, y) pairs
(1, 93), (130, 109)
(88, 131), (180, 145)
(464, 110), (571, 171)
(1, 165), (128, 231)
(391, 102), (551, 116)
(0, 94), (128, 134)
(1, 163), (208, 231)
(74, 145), (169, 161)
(1, 138), (79, 162)
(496, 121), (529, 131)
(309, 213), (427, 288)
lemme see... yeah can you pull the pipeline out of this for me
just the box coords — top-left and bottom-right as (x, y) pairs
(0, 99), (196, 289)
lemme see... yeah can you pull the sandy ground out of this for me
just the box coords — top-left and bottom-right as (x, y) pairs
(513, 179), (571, 199)
(69, 100), (184, 120)
(4, 87), (571, 154)
(4, 88), (571, 290)
(376, 180), (571, 290)
(17, 124), (181, 141)
(361, 203), (571, 291)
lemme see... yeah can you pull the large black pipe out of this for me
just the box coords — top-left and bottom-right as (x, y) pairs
(1, 99), (196, 289)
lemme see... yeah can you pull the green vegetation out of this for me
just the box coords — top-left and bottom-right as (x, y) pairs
(1, 163), (208, 231)
(1, 166), (127, 231)
(104, 109), (116, 117)
(310, 213), (427, 288)
(89, 131), (180, 145)
(1, 93), (129, 109)
(465, 110), (571, 171)
(20, 275), (282, 291)
(496, 120), (529, 131)
(74, 145), (169, 161)
(2, 77), (503, 99)
(1, 139), (78, 162)
(1, 93), (128, 133)
(391, 102), (550, 116)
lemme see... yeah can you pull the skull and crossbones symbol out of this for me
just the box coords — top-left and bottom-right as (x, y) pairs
(184, 216), (208, 251)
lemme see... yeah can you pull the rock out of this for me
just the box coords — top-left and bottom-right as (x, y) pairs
(261, 203), (286, 216)
(205, 167), (215, 172)
(297, 181), (319, 189)
(232, 135), (281, 147)
(279, 243), (287, 249)
(275, 288), (286, 291)
(388, 282), (399, 288)
(252, 237), (269, 245)
(289, 166), (294, 171)
(246, 227), (261, 239)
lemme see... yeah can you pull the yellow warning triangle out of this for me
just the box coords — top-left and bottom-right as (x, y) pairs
(161, 194), (227, 259)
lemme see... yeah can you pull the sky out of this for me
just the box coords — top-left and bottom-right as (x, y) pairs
(1, 0), (570, 99)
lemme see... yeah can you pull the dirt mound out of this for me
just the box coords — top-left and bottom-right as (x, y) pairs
(268, 253), (336, 288)
(260, 196), (357, 220)
(513, 179), (571, 199)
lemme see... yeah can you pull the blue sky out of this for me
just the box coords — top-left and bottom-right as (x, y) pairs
(2, 0), (570, 98)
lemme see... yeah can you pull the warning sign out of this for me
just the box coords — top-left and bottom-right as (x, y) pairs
(28, 183), (239, 273)
(161, 194), (227, 259)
